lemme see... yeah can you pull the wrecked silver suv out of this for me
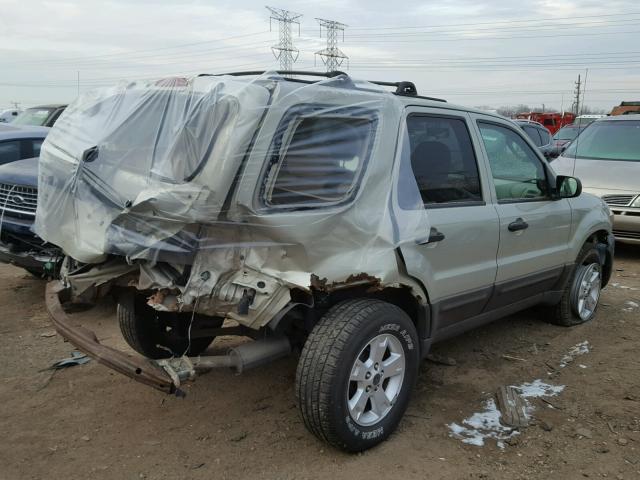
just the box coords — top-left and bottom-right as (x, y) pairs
(38, 71), (614, 452)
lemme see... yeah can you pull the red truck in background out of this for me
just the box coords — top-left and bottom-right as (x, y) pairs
(515, 112), (576, 134)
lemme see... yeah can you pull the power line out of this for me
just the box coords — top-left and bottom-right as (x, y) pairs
(347, 17), (640, 38)
(348, 11), (640, 30)
(3, 31), (271, 67)
(266, 6), (302, 71)
(314, 19), (348, 72)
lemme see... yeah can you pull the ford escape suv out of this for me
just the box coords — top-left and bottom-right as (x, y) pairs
(39, 71), (613, 452)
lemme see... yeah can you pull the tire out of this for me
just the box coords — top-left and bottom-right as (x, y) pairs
(296, 299), (419, 452)
(117, 293), (221, 359)
(548, 241), (603, 326)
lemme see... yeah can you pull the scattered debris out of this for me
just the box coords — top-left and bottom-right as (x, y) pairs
(42, 351), (90, 371)
(39, 331), (56, 338)
(448, 380), (565, 448)
(618, 438), (629, 446)
(495, 386), (529, 428)
(501, 354), (526, 362)
(230, 432), (248, 442)
(575, 427), (593, 439)
(80, 435), (90, 442)
(560, 341), (590, 368)
(426, 353), (457, 366)
(610, 283), (638, 291)
(623, 301), (639, 312)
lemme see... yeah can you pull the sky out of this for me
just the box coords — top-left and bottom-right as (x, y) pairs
(1, 0), (639, 112)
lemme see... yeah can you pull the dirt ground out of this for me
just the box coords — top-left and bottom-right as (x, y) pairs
(1, 246), (639, 480)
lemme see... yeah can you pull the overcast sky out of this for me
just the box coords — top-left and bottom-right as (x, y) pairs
(1, 0), (639, 112)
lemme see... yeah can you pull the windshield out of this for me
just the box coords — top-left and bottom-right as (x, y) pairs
(12, 108), (53, 126)
(553, 126), (580, 141)
(564, 120), (640, 161)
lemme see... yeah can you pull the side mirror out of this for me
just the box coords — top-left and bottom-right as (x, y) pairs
(556, 175), (582, 198)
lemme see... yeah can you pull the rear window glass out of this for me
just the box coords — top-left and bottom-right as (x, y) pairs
(263, 113), (376, 208)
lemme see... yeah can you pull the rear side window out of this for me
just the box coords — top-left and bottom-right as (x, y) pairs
(263, 113), (376, 208)
(0, 140), (21, 165)
(31, 139), (44, 157)
(404, 115), (482, 206)
(538, 128), (551, 146)
(523, 126), (543, 146)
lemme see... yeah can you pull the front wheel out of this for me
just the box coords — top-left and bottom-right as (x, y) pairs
(296, 299), (419, 452)
(549, 242), (603, 326)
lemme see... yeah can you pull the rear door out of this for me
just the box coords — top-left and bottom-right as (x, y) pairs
(396, 107), (499, 336)
(472, 117), (572, 309)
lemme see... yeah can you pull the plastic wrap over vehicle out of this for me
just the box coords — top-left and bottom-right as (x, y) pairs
(35, 72), (430, 317)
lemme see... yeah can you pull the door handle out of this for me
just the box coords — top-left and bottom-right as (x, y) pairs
(508, 218), (529, 232)
(416, 227), (446, 245)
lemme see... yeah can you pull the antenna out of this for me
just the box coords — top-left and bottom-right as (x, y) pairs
(266, 6), (303, 72)
(314, 18), (348, 72)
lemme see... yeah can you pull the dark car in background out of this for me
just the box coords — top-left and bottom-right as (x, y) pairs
(11, 104), (66, 128)
(552, 123), (588, 153)
(0, 157), (61, 275)
(0, 124), (49, 166)
(514, 119), (558, 159)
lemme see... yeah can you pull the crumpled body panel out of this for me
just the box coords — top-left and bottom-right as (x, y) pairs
(35, 72), (429, 324)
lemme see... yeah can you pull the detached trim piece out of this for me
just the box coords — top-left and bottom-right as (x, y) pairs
(45, 281), (176, 395)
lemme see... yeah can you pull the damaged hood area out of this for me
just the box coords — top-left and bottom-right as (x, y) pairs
(35, 72), (430, 317)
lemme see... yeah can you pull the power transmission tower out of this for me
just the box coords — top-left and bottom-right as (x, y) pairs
(314, 18), (348, 72)
(266, 6), (302, 71)
(572, 74), (581, 114)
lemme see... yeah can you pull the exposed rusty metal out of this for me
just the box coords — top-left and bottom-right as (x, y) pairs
(310, 272), (382, 292)
(45, 281), (176, 395)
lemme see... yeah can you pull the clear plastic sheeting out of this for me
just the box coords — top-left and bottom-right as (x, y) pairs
(35, 72), (430, 323)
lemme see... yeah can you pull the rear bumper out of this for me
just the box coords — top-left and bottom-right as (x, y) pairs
(45, 281), (176, 394)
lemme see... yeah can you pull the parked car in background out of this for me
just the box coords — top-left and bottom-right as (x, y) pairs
(552, 114), (640, 244)
(552, 123), (589, 153)
(515, 119), (558, 159)
(515, 111), (576, 134)
(0, 109), (21, 123)
(0, 156), (61, 276)
(610, 101), (640, 116)
(575, 114), (606, 126)
(11, 104), (66, 127)
(0, 124), (49, 166)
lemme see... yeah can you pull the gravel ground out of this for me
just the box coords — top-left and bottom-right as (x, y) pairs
(1, 244), (639, 480)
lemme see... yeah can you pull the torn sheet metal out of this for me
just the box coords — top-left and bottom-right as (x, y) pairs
(35, 72), (430, 319)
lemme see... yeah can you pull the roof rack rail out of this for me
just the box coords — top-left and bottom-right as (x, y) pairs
(199, 70), (446, 102)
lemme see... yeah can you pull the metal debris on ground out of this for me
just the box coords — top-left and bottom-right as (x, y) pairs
(43, 351), (91, 371)
(559, 340), (590, 368)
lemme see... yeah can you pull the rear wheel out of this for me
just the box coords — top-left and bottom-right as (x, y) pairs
(549, 242), (603, 326)
(296, 299), (419, 452)
(117, 292), (221, 359)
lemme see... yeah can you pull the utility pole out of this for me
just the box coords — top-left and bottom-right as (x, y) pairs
(573, 74), (581, 114)
(314, 18), (348, 72)
(10, 101), (20, 110)
(266, 6), (302, 72)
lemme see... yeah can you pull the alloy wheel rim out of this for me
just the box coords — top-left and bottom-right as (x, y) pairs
(347, 333), (406, 427)
(574, 263), (601, 320)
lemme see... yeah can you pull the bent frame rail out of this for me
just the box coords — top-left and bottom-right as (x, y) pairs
(45, 281), (177, 395)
